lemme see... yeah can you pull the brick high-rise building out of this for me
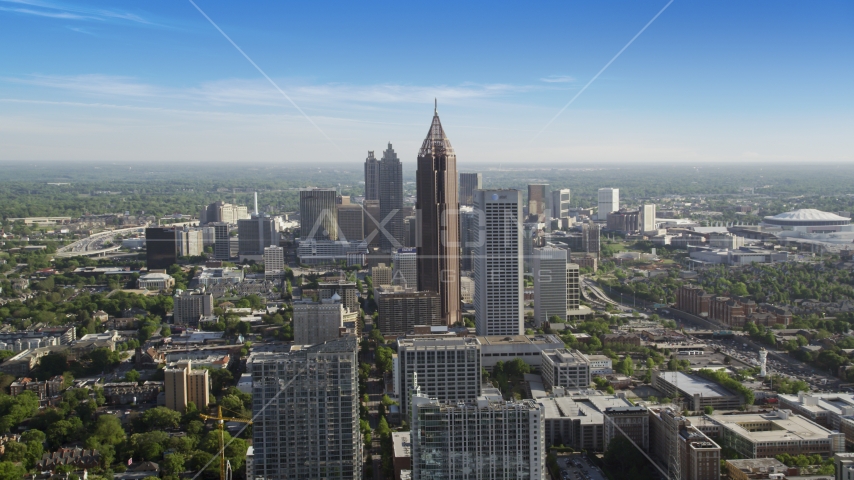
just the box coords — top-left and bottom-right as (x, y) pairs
(416, 102), (461, 325)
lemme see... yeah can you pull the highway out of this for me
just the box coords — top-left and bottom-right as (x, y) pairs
(56, 225), (146, 257)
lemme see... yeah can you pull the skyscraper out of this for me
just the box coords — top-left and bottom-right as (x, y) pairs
(263, 246), (285, 282)
(396, 337), (481, 415)
(533, 247), (568, 325)
(641, 203), (657, 232)
(458, 172), (482, 207)
(379, 143), (404, 252)
(528, 183), (549, 219)
(336, 201), (364, 241)
(300, 188), (338, 241)
(210, 222), (230, 260)
(392, 248), (417, 288)
(237, 215), (278, 258)
(597, 188), (619, 220)
(473, 189), (523, 336)
(251, 337), (361, 480)
(459, 206), (478, 271)
(551, 188), (571, 220)
(410, 391), (546, 480)
(416, 102), (461, 325)
(363, 200), (381, 248)
(145, 227), (178, 269)
(364, 151), (380, 202)
(199, 201), (249, 225)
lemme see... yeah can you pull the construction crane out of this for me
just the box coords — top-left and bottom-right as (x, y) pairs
(199, 406), (252, 480)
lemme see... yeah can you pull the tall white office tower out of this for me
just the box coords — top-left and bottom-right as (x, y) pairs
(473, 189), (523, 336)
(251, 337), (361, 480)
(641, 204), (657, 232)
(392, 248), (418, 288)
(551, 188), (571, 221)
(597, 188), (619, 220)
(533, 247), (568, 325)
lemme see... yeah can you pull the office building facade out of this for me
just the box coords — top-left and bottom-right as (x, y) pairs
(251, 338), (361, 480)
(363, 200), (381, 248)
(364, 151), (380, 202)
(410, 393), (546, 480)
(173, 290), (214, 325)
(551, 189), (571, 221)
(597, 188), (619, 220)
(392, 248), (418, 288)
(396, 337), (481, 415)
(379, 143), (404, 252)
(376, 287), (441, 335)
(145, 227), (178, 269)
(293, 299), (345, 346)
(459, 206), (478, 271)
(416, 104), (461, 325)
(337, 202), (364, 241)
(263, 246), (286, 282)
(642, 204), (657, 232)
(533, 247), (568, 325)
(238, 215), (279, 257)
(540, 348), (591, 390)
(300, 188), (339, 241)
(473, 189), (523, 336)
(200, 201), (249, 225)
(459, 172), (482, 207)
(176, 227), (205, 258)
(210, 222), (231, 260)
(528, 184), (549, 219)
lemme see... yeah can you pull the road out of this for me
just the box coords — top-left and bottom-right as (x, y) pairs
(56, 225), (146, 257)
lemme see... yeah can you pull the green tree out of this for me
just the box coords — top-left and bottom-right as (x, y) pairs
(125, 369), (141, 383)
(0, 442), (26, 463)
(0, 461), (27, 480)
(704, 406), (714, 415)
(142, 406), (182, 430)
(87, 414), (126, 447)
(162, 453), (186, 476)
(377, 416), (391, 439)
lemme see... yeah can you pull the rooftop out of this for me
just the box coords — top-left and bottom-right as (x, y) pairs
(765, 208), (850, 222)
(706, 411), (838, 442)
(658, 371), (737, 398)
(392, 432), (411, 459)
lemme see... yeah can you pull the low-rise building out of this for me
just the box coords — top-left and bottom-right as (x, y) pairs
(587, 354), (613, 375)
(540, 348), (591, 390)
(376, 286), (441, 335)
(137, 272), (175, 291)
(724, 458), (792, 480)
(477, 334), (564, 372)
(392, 432), (412, 480)
(699, 410), (845, 458)
(652, 370), (743, 411)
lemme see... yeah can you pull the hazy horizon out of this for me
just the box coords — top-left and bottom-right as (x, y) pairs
(2, 0), (852, 164)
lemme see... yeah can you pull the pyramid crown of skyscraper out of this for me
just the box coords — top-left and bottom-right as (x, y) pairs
(419, 100), (455, 157)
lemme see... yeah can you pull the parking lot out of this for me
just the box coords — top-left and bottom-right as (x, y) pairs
(557, 455), (606, 480)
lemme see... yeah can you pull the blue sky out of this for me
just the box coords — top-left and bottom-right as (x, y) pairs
(1, 0), (852, 165)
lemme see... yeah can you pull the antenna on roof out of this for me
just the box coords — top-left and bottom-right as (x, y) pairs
(434, 98), (437, 115)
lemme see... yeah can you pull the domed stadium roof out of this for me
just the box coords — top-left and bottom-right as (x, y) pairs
(763, 209), (850, 226)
